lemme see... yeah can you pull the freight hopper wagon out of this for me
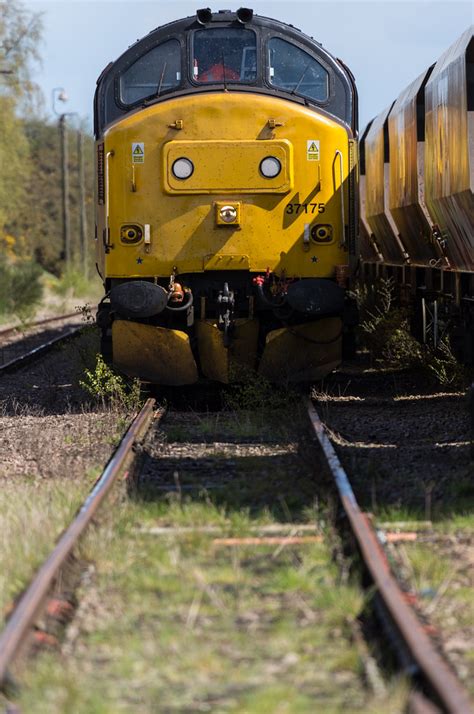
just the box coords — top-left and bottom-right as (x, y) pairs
(94, 8), (358, 385)
(360, 28), (474, 361)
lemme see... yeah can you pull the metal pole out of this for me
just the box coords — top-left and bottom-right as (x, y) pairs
(77, 129), (88, 278)
(421, 297), (427, 344)
(470, 383), (474, 461)
(59, 113), (71, 269)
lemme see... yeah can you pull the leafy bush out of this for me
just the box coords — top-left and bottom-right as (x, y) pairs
(0, 260), (43, 319)
(52, 268), (90, 298)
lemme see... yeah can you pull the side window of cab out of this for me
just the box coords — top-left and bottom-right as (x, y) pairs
(119, 39), (182, 105)
(267, 37), (329, 103)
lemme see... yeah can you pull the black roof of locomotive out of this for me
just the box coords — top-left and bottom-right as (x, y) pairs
(94, 8), (357, 137)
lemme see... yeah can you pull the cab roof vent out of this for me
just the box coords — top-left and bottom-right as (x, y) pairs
(196, 8), (212, 24)
(236, 7), (253, 23)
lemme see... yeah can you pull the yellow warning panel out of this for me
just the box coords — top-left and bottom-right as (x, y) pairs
(112, 320), (198, 385)
(307, 139), (320, 161)
(259, 318), (341, 382)
(132, 142), (145, 164)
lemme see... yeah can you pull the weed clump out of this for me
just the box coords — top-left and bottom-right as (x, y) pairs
(80, 354), (142, 412)
(75, 302), (95, 324)
(356, 278), (422, 369)
(355, 278), (469, 387)
(224, 364), (301, 412)
(364, 311), (423, 368)
(425, 336), (467, 388)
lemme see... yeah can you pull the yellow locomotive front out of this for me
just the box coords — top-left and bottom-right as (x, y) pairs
(94, 8), (358, 385)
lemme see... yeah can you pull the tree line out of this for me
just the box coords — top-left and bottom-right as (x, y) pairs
(0, 0), (94, 279)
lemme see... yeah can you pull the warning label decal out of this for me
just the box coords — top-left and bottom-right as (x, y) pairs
(132, 142), (145, 163)
(307, 140), (320, 161)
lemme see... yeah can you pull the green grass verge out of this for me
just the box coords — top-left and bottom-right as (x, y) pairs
(0, 480), (87, 619)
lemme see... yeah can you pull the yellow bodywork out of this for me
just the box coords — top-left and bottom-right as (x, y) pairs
(112, 317), (342, 385)
(259, 318), (342, 382)
(97, 91), (353, 384)
(195, 318), (259, 382)
(97, 92), (351, 279)
(112, 321), (198, 385)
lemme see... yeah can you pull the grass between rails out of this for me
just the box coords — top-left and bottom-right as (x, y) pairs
(16, 500), (409, 714)
(13, 408), (411, 713)
(375, 508), (474, 533)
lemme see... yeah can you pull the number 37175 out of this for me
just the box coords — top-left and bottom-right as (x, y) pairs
(285, 203), (325, 215)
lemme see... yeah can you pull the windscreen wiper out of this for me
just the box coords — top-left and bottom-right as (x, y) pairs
(156, 61), (167, 97)
(221, 52), (228, 90)
(291, 63), (310, 95)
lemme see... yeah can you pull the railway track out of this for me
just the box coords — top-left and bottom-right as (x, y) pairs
(0, 312), (83, 373)
(0, 313), (78, 341)
(0, 392), (471, 712)
(308, 401), (472, 714)
(0, 399), (157, 693)
(315, 362), (473, 690)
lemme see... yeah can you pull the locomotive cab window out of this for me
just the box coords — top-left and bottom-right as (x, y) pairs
(119, 39), (181, 105)
(268, 38), (329, 103)
(193, 28), (257, 83)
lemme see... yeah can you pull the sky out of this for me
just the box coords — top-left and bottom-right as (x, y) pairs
(25, 0), (473, 133)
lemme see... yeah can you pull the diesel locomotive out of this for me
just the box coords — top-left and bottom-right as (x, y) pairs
(360, 27), (474, 361)
(94, 8), (358, 385)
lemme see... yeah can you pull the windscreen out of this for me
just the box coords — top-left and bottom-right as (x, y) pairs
(193, 28), (257, 83)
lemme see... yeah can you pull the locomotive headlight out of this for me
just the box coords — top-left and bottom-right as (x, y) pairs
(219, 205), (238, 223)
(172, 157), (194, 180)
(215, 201), (241, 226)
(259, 156), (281, 178)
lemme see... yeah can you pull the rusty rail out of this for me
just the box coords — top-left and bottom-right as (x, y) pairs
(0, 398), (158, 690)
(307, 400), (473, 714)
(0, 312), (79, 340)
(0, 327), (82, 373)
